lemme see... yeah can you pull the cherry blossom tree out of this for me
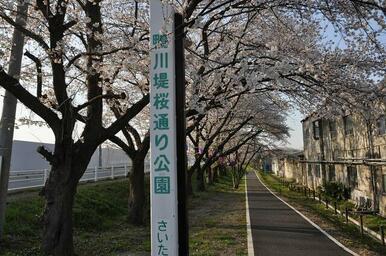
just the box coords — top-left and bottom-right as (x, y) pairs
(0, 1), (149, 254)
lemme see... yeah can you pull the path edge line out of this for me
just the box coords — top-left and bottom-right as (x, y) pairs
(254, 170), (359, 256)
(245, 175), (255, 256)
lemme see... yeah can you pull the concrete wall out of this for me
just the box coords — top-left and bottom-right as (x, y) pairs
(271, 154), (303, 182)
(10, 140), (130, 172)
(284, 156), (303, 183)
(272, 158), (279, 175)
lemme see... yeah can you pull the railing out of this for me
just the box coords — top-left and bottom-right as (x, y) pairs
(8, 163), (150, 192)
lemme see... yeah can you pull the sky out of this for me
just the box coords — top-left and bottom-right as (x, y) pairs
(0, 91), (55, 143)
(285, 110), (304, 150)
(14, 122), (55, 143)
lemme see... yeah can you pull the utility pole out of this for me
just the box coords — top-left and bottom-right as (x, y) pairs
(98, 144), (103, 167)
(0, 0), (29, 239)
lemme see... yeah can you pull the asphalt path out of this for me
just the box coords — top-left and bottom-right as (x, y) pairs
(247, 172), (353, 256)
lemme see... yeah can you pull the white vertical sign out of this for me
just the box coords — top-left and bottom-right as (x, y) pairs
(150, 1), (178, 255)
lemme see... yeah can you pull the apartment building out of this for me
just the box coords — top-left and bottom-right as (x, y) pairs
(302, 112), (386, 216)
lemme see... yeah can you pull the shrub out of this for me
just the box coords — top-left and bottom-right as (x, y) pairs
(322, 182), (350, 201)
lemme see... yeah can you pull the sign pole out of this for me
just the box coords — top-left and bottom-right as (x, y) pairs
(174, 13), (189, 255)
(150, 1), (179, 255)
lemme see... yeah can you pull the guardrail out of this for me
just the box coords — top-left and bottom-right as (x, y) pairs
(8, 163), (150, 192)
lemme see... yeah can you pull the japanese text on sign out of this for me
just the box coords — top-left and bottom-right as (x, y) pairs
(150, 1), (178, 255)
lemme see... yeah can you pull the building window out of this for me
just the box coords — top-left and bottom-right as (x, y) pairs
(333, 150), (341, 160)
(347, 166), (358, 188)
(376, 146), (381, 158)
(343, 115), (353, 136)
(328, 165), (336, 181)
(315, 164), (321, 178)
(383, 174), (386, 193)
(329, 120), (337, 139)
(313, 120), (320, 140)
(377, 115), (386, 136)
(349, 149), (356, 158)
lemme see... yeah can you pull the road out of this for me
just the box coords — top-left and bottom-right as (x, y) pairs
(246, 172), (354, 256)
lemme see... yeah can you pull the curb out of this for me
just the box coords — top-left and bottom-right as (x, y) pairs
(245, 176), (255, 256)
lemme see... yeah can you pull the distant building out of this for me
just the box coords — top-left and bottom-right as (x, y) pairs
(270, 149), (304, 182)
(10, 140), (129, 172)
(262, 158), (272, 172)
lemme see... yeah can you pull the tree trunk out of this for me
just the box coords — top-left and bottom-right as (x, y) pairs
(207, 167), (214, 185)
(231, 167), (237, 189)
(196, 167), (205, 192)
(213, 166), (218, 182)
(233, 172), (241, 189)
(42, 165), (78, 255)
(40, 136), (96, 256)
(219, 165), (226, 176)
(128, 158), (145, 225)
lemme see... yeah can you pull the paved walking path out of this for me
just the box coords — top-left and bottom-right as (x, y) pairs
(246, 172), (354, 256)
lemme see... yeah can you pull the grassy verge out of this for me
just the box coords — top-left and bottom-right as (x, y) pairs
(0, 174), (246, 255)
(189, 175), (247, 256)
(262, 172), (386, 232)
(258, 171), (386, 255)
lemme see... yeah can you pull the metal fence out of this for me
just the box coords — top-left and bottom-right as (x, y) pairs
(8, 163), (150, 192)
